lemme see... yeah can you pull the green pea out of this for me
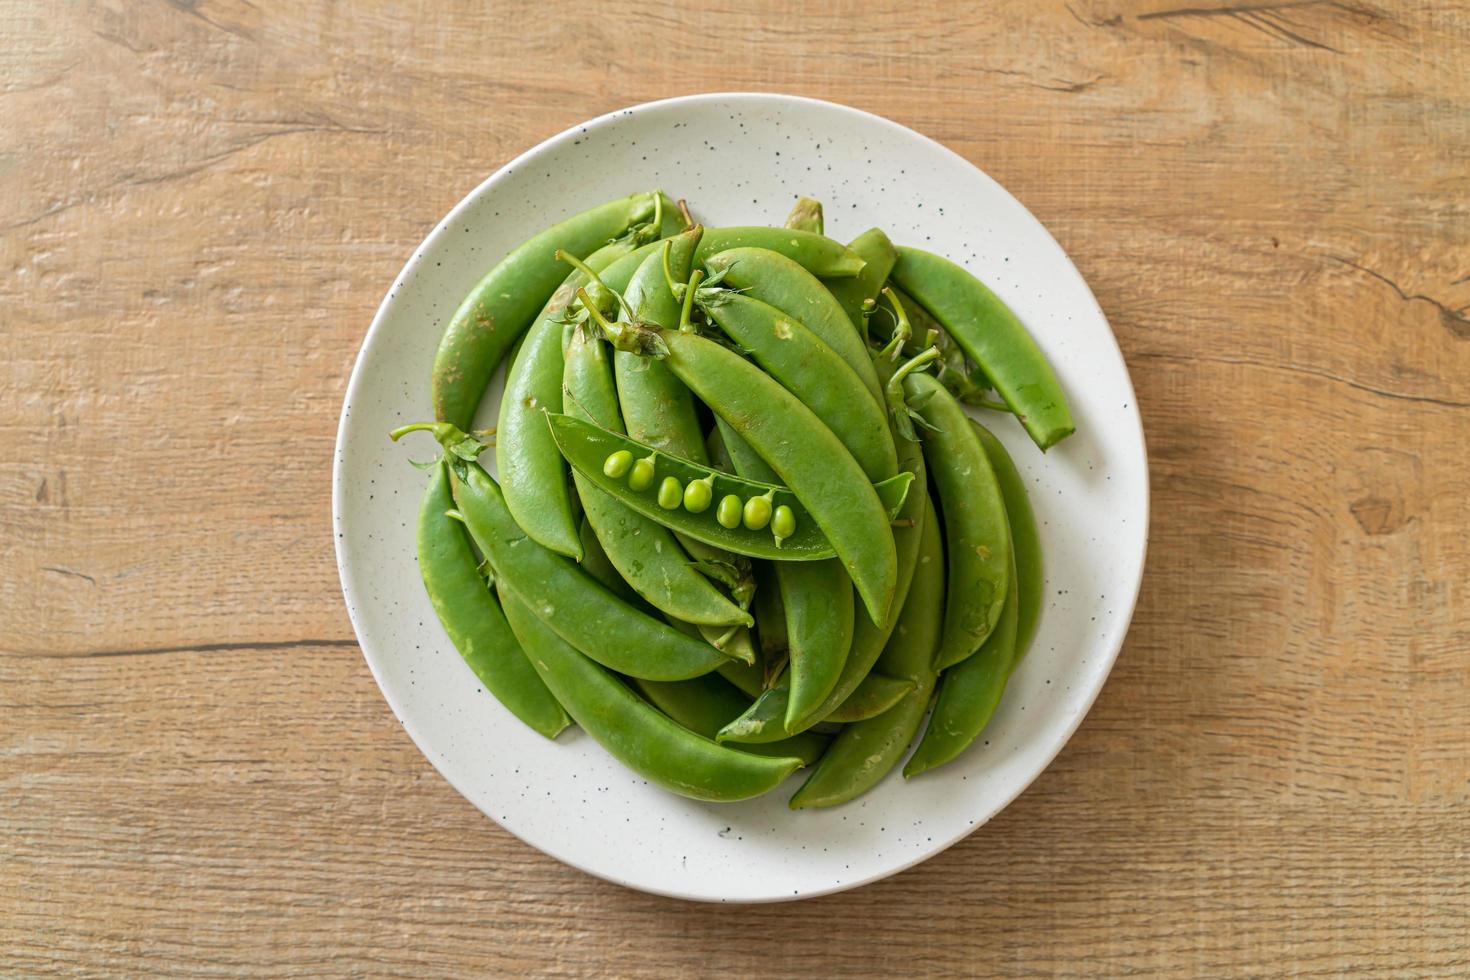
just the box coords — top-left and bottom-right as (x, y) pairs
(657, 476), (684, 510)
(603, 449), (634, 479)
(684, 475), (714, 514)
(628, 453), (656, 491)
(771, 504), (796, 545)
(716, 494), (743, 529)
(743, 491), (774, 531)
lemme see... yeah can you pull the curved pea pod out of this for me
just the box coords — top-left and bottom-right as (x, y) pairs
(717, 659), (764, 698)
(433, 191), (671, 429)
(776, 559), (854, 729)
(701, 248), (884, 406)
(751, 562), (788, 664)
(415, 460), (569, 739)
(713, 417), (777, 483)
(823, 228), (898, 332)
(693, 227), (864, 277)
(614, 238), (759, 602)
(615, 228), (708, 458)
(548, 413), (911, 561)
(890, 246), (1074, 449)
(717, 397), (928, 744)
(563, 325), (752, 628)
(972, 420), (1043, 657)
(497, 238), (642, 560)
(823, 672), (915, 724)
(783, 197), (824, 234)
(789, 494), (944, 808)
(576, 518), (647, 609)
(904, 549), (1018, 778)
(632, 674), (829, 766)
(666, 615), (764, 687)
(708, 423), (830, 715)
(658, 331), (899, 625)
(906, 371), (1013, 670)
(444, 453), (730, 682)
(499, 590), (802, 802)
(697, 290), (897, 482)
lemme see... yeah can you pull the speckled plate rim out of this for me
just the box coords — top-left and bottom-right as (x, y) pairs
(333, 92), (1149, 902)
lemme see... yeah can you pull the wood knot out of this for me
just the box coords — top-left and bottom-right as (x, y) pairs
(1350, 496), (1408, 536)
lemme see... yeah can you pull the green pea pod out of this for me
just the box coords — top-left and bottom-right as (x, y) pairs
(776, 558), (854, 729)
(783, 197), (823, 234)
(875, 286), (994, 408)
(498, 590), (802, 802)
(423, 443), (728, 682)
(717, 661), (764, 698)
(433, 191), (674, 429)
(706, 418), (848, 729)
(823, 672), (915, 724)
(563, 324), (752, 628)
(414, 460), (569, 739)
(697, 290), (898, 482)
(613, 231), (753, 579)
(547, 413), (912, 562)
(667, 616), (765, 691)
(716, 410), (927, 743)
(632, 674), (829, 766)
(709, 425), (792, 690)
(904, 549), (1018, 778)
(902, 420), (1042, 776)
(498, 237), (645, 559)
(971, 420), (1043, 657)
(713, 417), (778, 482)
(789, 493), (944, 808)
(906, 372), (1013, 669)
(702, 624), (758, 666)
(890, 246), (1074, 449)
(576, 518), (646, 609)
(751, 561), (788, 664)
(693, 227), (863, 277)
(702, 248), (884, 406)
(657, 330), (899, 625)
(825, 228), (898, 331)
(615, 228), (708, 458)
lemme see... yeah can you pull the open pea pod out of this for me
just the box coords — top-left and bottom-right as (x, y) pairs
(546, 412), (913, 561)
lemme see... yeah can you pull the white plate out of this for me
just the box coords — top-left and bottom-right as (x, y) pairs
(333, 93), (1148, 903)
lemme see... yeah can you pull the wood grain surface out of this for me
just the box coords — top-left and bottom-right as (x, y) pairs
(3, 0), (1468, 975)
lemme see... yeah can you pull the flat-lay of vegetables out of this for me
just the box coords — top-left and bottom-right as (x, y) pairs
(391, 190), (1071, 807)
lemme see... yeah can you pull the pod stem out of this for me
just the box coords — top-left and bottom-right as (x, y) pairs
(576, 287), (622, 341)
(860, 297), (878, 342)
(885, 345), (942, 443)
(678, 268), (704, 333)
(878, 286), (912, 362)
(971, 395), (1015, 413)
(577, 288), (669, 358)
(389, 421), (490, 460)
(888, 345), (941, 393)
(660, 240), (680, 301)
(558, 250), (631, 319)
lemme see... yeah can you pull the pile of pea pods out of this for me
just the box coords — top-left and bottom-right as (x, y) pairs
(391, 191), (1073, 807)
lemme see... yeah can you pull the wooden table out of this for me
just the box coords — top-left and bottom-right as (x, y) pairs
(4, 1), (1467, 974)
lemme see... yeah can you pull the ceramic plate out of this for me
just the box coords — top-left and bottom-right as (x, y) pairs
(333, 93), (1148, 902)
